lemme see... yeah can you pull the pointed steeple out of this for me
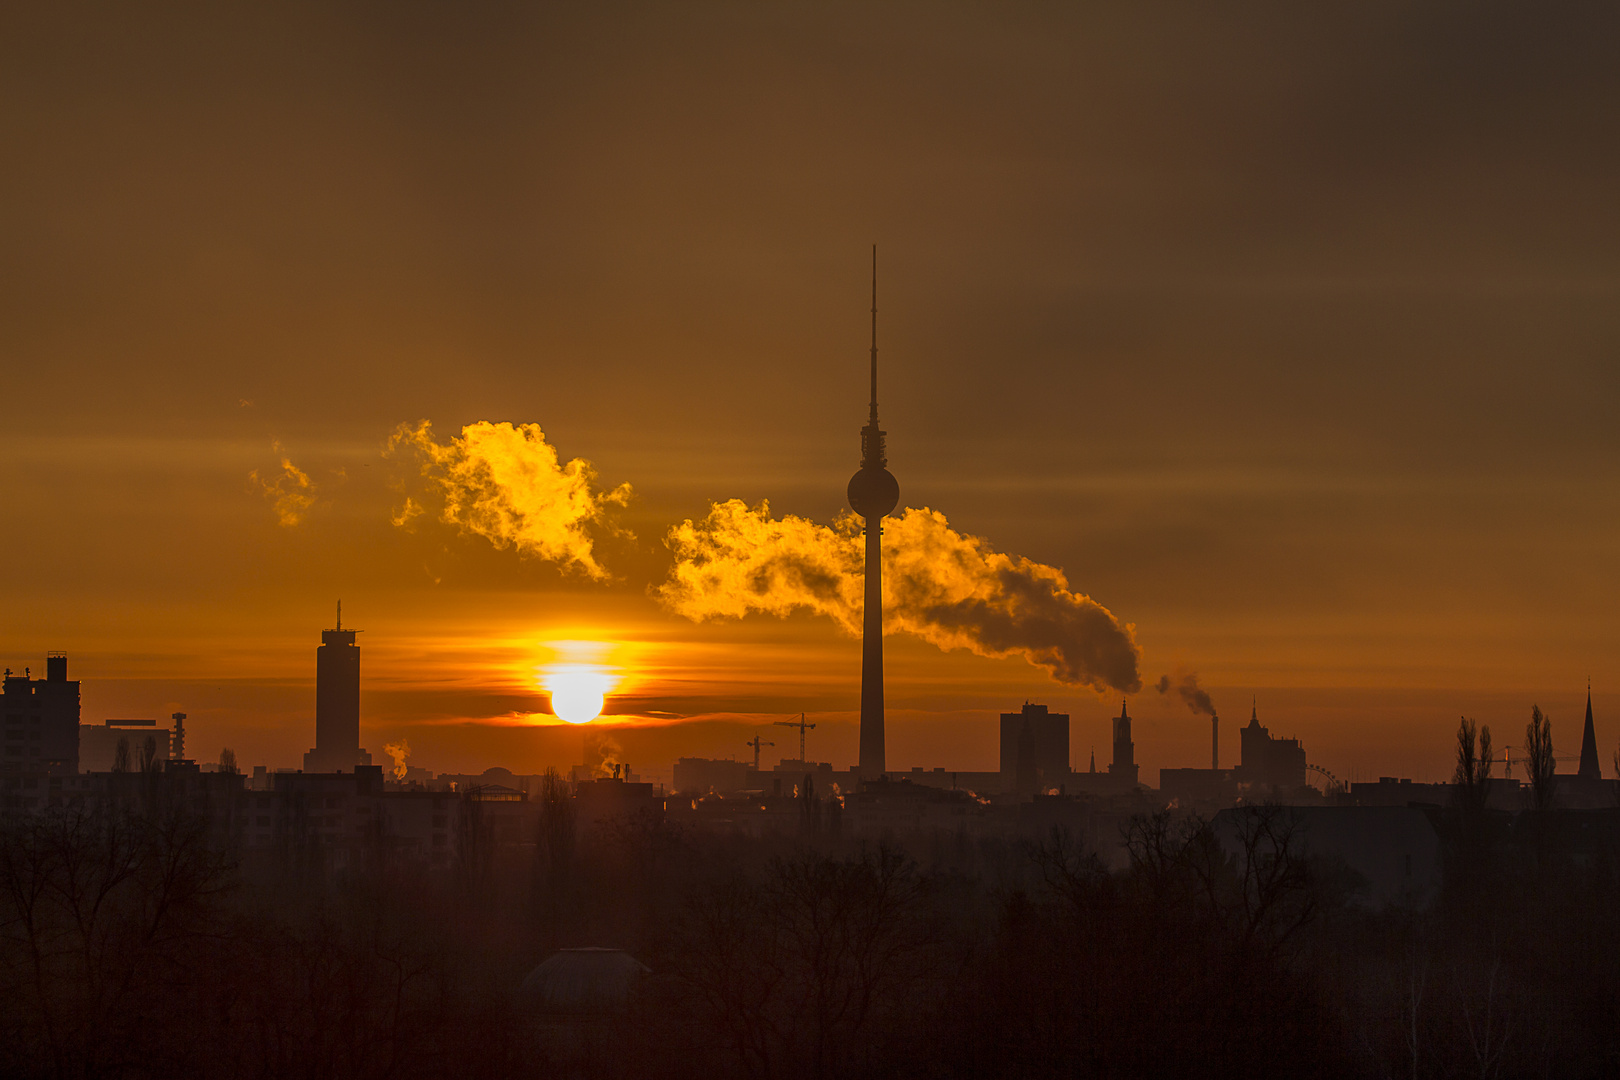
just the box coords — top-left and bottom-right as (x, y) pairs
(1578, 681), (1601, 781)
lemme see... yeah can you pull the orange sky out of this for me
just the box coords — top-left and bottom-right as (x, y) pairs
(3, 3), (1619, 784)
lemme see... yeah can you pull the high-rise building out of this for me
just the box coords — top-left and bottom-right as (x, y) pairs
(303, 605), (372, 773)
(1108, 699), (1138, 783)
(1000, 702), (1070, 794)
(846, 247), (899, 779)
(2, 653), (79, 775)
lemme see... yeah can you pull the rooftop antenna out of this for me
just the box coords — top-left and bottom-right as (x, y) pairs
(869, 244), (879, 424)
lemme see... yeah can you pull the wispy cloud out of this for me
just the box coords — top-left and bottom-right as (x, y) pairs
(249, 445), (314, 526)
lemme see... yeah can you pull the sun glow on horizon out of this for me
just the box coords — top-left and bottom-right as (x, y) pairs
(539, 640), (621, 724)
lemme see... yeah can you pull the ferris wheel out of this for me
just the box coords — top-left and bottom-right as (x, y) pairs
(1305, 763), (1344, 795)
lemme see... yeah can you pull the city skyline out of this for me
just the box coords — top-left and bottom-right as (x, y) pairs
(4, 3), (1620, 785)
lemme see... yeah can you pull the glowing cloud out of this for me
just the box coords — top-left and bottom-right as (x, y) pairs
(661, 500), (1143, 694)
(249, 448), (315, 526)
(387, 420), (631, 579)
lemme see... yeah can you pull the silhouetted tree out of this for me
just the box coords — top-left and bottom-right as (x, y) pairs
(112, 737), (130, 773)
(1525, 706), (1555, 810)
(669, 846), (938, 1080)
(1452, 716), (1492, 814)
(139, 735), (159, 774)
(218, 747), (238, 774)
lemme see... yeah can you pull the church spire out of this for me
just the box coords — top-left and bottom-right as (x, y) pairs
(1578, 681), (1601, 781)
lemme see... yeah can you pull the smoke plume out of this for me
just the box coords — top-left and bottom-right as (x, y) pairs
(383, 739), (410, 781)
(1156, 670), (1216, 718)
(585, 730), (624, 778)
(387, 420), (632, 579)
(249, 446), (314, 526)
(661, 500), (1142, 694)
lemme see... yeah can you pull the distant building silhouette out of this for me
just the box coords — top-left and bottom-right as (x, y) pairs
(673, 757), (749, 795)
(1108, 700), (1138, 783)
(846, 247), (900, 779)
(2, 654), (79, 775)
(1236, 701), (1306, 790)
(80, 717), (171, 771)
(303, 605), (373, 773)
(1000, 702), (1069, 795)
(1578, 684), (1601, 781)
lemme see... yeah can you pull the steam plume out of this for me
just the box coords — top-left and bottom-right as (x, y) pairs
(383, 739), (410, 781)
(661, 500), (1142, 694)
(387, 421), (631, 579)
(585, 730), (623, 779)
(249, 446), (314, 526)
(1156, 670), (1216, 718)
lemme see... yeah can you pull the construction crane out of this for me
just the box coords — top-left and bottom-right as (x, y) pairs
(745, 735), (774, 770)
(774, 713), (817, 763)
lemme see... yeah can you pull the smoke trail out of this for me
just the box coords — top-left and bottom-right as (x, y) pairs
(249, 446), (314, 526)
(383, 739), (410, 781)
(386, 420), (632, 579)
(585, 730), (624, 778)
(661, 500), (1142, 694)
(1155, 670), (1216, 718)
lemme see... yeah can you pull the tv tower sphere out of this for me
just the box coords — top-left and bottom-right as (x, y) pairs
(848, 464), (899, 519)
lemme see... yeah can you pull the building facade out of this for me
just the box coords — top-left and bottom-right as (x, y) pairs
(1000, 702), (1070, 795)
(2, 654), (79, 775)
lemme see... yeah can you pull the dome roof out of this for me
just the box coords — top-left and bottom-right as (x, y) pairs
(519, 948), (649, 1012)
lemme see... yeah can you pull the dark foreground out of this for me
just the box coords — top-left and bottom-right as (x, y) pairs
(0, 789), (1616, 1080)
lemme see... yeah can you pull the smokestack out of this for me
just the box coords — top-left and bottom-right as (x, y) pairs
(1212, 714), (1219, 771)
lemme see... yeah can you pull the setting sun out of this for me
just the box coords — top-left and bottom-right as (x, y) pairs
(539, 641), (620, 724)
(545, 666), (612, 723)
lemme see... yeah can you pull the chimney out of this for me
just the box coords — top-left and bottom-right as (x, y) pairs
(1212, 714), (1219, 771)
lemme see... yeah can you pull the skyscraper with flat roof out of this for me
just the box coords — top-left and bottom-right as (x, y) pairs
(304, 605), (372, 773)
(1000, 702), (1070, 795)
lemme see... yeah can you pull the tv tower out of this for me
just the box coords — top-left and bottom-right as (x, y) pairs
(846, 246), (899, 778)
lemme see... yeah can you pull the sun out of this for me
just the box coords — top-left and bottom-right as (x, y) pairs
(542, 662), (615, 724)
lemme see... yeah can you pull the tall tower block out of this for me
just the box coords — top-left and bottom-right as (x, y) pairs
(846, 246), (899, 778)
(305, 603), (372, 772)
